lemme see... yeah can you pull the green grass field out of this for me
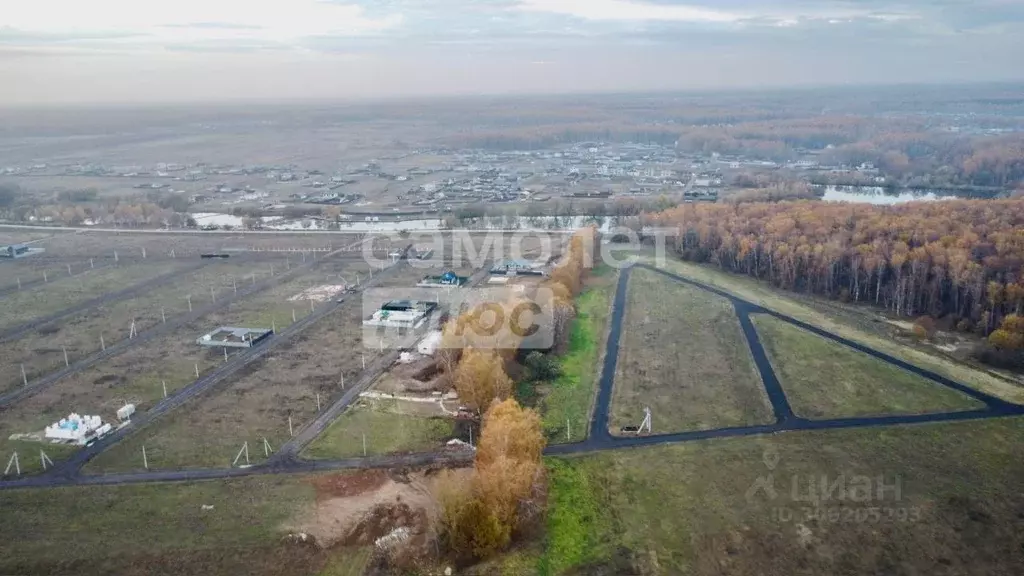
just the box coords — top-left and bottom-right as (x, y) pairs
(753, 314), (984, 419)
(0, 475), (325, 576)
(538, 416), (1024, 575)
(646, 256), (1024, 405)
(0, 440), (77, 477)
(304, 403), (455, 459)
(536, 269), (617, 444)
(610, 268), (773, 434)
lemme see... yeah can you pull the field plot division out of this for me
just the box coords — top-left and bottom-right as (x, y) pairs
(610, 268), (774, 435)
(752, 314), (985, 420)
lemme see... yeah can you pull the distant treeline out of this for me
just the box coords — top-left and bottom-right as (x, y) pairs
(444, 114), (1024, 191)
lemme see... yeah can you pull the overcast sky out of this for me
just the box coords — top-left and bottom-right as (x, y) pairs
(1, 0), (1022, 105)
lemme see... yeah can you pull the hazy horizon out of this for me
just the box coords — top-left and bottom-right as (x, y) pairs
(3, 0), (1023, 106)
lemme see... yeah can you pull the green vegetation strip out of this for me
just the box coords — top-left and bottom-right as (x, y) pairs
(538, 277), (615, 443)
(752, 314), (984, 419)
(539, 459), (612, 575)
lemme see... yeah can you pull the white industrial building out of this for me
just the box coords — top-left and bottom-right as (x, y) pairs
(44, 413), (110, 445)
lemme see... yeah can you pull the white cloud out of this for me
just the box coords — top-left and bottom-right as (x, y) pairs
(1, 0), (402, 44)
(513, 0), (918, 26)
(515, 0), (745, 23)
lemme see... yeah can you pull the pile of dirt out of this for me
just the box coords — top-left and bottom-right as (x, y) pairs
(286, 471), (442, 551)
(341, 502), (428, 548)
(377, 358), (447, 394)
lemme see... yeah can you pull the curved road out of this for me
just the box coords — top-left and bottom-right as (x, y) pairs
(2, 260), (1022, 490)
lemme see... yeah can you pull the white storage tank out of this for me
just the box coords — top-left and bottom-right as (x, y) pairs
(117, 403), (136, 421)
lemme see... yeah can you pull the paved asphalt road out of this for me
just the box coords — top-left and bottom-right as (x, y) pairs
(2, 260), (1022, 490)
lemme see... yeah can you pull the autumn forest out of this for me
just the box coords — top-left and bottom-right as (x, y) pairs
(649, 198), (1024, 363)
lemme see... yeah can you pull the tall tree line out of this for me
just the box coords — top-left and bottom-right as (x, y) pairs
(652, 199), (1024, 333)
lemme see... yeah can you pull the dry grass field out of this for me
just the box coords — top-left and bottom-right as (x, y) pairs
(0, 257), (373, 471)
(610, 268), (774, 434)
(0, 262), (188, 331)
(86, 264), (434, 472)
(0, 259), (290, 392)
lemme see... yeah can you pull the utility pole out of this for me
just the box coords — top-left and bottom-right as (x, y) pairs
(316, 393), (321, 411)
(161, 307), (166, 323)
(67, 264), (72, 275)
(20, 364), (27, 387)
(195, 363), (200, 378)
(142, 445), (148, 469)
(567, 418), (571, 442)
(100, 334), (106, 351)
(288, 416), (293, 437)
(90, 258), (94, 268)
(40, 449), (53, 471)
(187, 294), (192, 312)
(638, 406), (652, 435)
(362, 433), (367, 456)
(232, 442), (250, 466)
(210, 286), (215, 303)
(263, 438), (272, 457)
(162, 380), (168, 398)
(43, 270), (47, 283)
(292, 309), (296, 323)
(233, 278), (237, 295)
(5, 451), (20, 476)
(63, 346), (69, 368)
